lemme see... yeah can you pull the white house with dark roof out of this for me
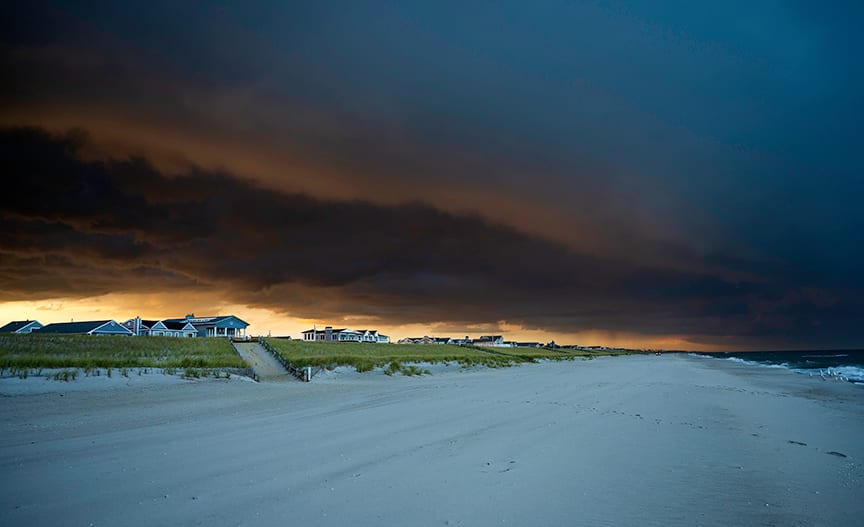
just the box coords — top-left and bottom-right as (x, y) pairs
(474, 335), (506, 347)
(397, 336), (455, 345)
(123, 318), (158, 336)
(0, 320), (43, 334)
(36, 320), (134, 336)
(122, 317), (199, 337)
(302, 326), (343, 341)
(162, 314), (249, 338)
(149, 320), (198, 338)
(302, 326), (389, 343)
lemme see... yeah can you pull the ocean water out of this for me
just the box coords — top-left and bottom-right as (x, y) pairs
(693, 350), (864, 385)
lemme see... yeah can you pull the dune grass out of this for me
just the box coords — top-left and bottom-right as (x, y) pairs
(479, 346), (632, 360)
(263, 339), (514, 373)
(0, 334), (247, 373)
(261, 339), (628, 374)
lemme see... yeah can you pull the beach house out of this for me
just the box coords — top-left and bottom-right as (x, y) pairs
(36, 320), (134, 336)
(0, 320), (43, 334)
(302, 326), (389, 343)
(473, 335), (505, 347)
(162, 315), (250, 338)
(150, 320), (199, 338)
(122, 318), (155, 336)
(123, 317), (199, 337)
(397, 336), (437, 345)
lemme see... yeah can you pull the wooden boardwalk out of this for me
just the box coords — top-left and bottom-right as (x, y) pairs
(233, 342), (295, 382)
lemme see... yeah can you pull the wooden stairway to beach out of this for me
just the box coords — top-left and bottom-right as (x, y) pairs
(232, 342), (295, 382)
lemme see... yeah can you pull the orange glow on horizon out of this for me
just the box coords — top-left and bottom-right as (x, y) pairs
(0, 295), (733, 352)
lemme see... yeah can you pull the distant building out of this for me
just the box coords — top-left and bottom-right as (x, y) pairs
(122, 318), (157, 336)
(398, 336), (434, 345)
(302, 326), (342, 342)
(162, 314), (249, 338)
(37, 320), (134, 336)
(397, 336), (454, 345)
(123, 316), (236, 338)
(149, 320), (199, 338)
(513, 342), (542, 348)
(302, 326), (389, 343)
(0, 320), (43, 334)
(474, 335), (505, 347)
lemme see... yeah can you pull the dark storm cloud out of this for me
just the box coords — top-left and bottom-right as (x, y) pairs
(3, 126), (863, 347)
(3, 2), (860, 264)
(2, 127), (615, 291)
(1, 2), (862, 348)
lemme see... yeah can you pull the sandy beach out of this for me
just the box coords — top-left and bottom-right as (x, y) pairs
(1, 354), (862, 526)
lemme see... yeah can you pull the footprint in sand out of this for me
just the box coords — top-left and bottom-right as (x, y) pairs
(480, 460), (517, 474)
(785, 441), (848, 459)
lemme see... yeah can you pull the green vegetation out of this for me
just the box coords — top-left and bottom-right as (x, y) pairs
(478, 345), (633, 361)
(264, 339), (514, 373)
(0, 334), (247, 379)
(0, 333), (635, 381)
(262, 339), (631, 374)
(53, 369), (78, 382)
(383, 361), (431, 376)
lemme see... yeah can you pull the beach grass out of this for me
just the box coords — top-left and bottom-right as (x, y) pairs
(0, 334), (247, 372)
(261, 339), (627, 373)
(264, 339), (515, 372)
(481, 346), (632, 360)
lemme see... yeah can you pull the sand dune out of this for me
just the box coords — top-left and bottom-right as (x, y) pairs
(1, 355), (862, 526)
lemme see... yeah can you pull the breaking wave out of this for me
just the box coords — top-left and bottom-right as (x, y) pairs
(692, 350), (864, 385)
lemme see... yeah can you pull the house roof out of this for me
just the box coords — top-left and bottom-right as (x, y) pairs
(164, 315), (249, 327)
(38, 320), (113, 334)
(122, 319), (157, 331)
(0, 320), (40, 333)
(162, 320), (194, 331)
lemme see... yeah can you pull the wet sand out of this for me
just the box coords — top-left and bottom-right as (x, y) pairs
(1, 354), (862, 526)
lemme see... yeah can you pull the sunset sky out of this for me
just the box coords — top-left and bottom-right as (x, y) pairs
(1, 2), (862, 350)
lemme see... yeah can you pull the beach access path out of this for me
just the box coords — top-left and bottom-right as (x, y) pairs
(1, 354), (861, 526)
(233, 341), (293, 381)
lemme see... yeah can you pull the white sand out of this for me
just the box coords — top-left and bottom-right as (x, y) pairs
(1, 355), (861, 526)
